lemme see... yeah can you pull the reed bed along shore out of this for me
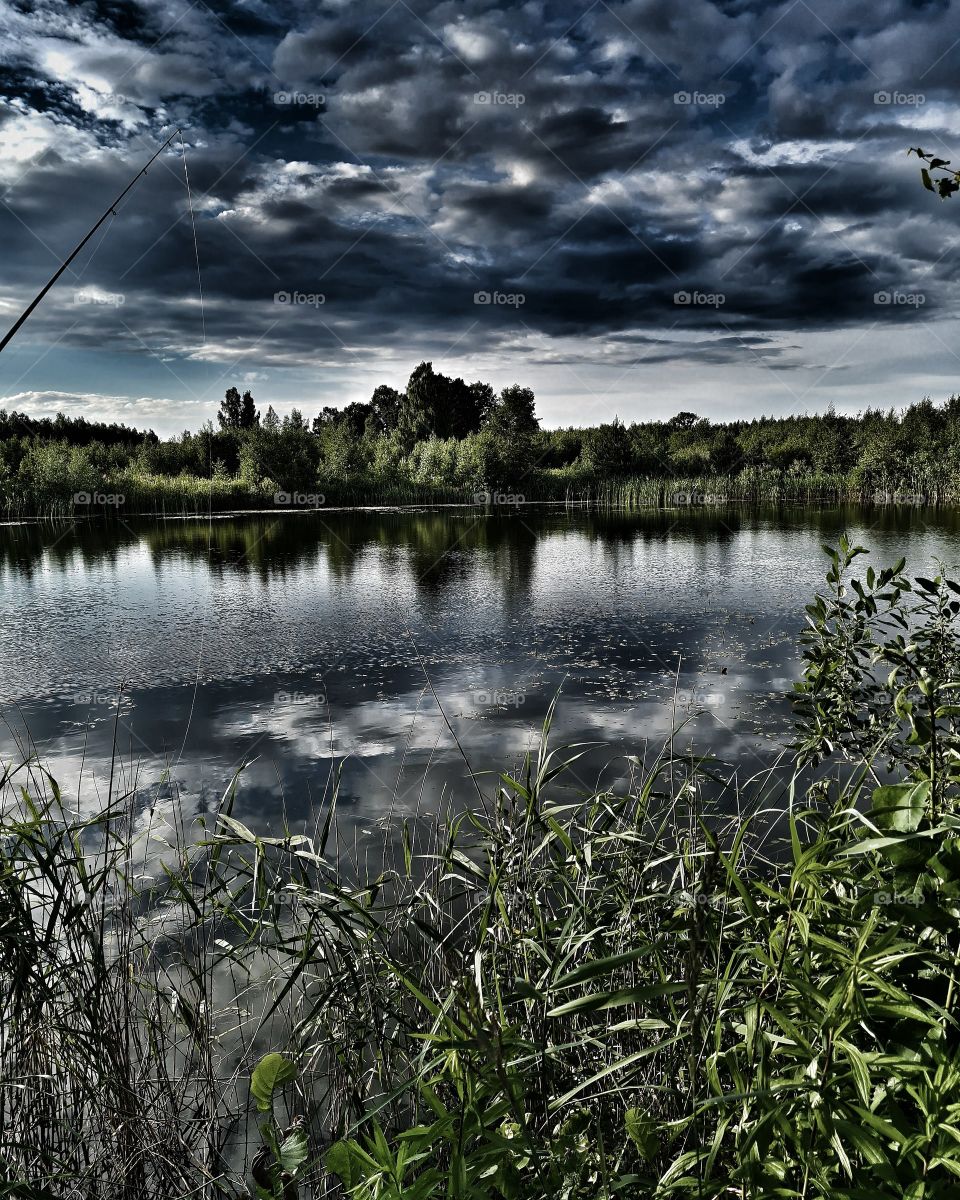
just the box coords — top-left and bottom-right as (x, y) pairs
(3, 541), (960, 1199)
(1, 466), (952, 519)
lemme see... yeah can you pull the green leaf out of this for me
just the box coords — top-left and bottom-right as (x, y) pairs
(907, 715), (933, 746)
(551, 944), (655, 990)
(218, 813), (259, 841)
(547, 981), (687, 1018)
(251, 1053), (297, 1113)
(841, 828), (940, 856)
(870, 781), (930, 833)
(326, 1140), (360, 1189)
(279, 1129), (309, 1175)
(922, 167), (935, 191)
(625, 1108), (659, 1161)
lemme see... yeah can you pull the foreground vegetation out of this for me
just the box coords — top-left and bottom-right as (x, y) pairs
(3, 540), (960, 1197)
(3, 368), (960, 513)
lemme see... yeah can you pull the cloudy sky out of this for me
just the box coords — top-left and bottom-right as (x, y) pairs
(1, 0), (959, 434)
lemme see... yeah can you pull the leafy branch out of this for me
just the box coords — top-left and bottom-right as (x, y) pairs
(909, 146), (960, 199)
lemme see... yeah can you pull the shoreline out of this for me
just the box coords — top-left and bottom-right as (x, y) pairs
(0, 493), (951, 523)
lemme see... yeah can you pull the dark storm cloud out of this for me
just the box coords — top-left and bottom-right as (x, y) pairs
(1, 0), (960, 392)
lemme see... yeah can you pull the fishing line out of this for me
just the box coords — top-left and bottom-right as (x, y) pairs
(168, 132), (212, 780)
(72, 211), (117, 283)
(178, 130), (206, 346)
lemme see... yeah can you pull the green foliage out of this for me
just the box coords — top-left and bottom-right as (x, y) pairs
(251, 1053), (297, 1112)
(7, 386), (960, 515)
(579, 418), (632, 474)
(871, 779), (930, 832)
(624, 1108), (658, 1161)
(250, 1055), (307, 1199)
(218, 385), (250, 430)
(794, 536), (960, 814)
(397, 362), (489, 445)
(484, 385), (539, 440)
(910, 146), (960, 199)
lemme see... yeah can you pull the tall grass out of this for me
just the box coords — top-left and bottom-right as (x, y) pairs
(0, 766), (234, 1197)
(3, 546), (960, 1196)
(4, 729), (958, 1198)
(2, 464), (949, 517)
(0, 474), (472, 519)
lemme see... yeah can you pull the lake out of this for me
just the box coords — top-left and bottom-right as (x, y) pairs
(2, 503), (959, 854)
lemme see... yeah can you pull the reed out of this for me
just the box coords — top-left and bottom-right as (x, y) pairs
(3, 462), (954, 517)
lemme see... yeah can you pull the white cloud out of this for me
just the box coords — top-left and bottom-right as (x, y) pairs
(443, 23), (500, 64)
(729, 138), (858, 167)
(0, 102), (101, 183)
(0, 389), (202, 426)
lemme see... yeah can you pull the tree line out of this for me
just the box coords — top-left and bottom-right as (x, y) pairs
(2, 361), (960, 508)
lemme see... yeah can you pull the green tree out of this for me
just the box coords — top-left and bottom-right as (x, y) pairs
(340, 402), (374, 438)
(240, 390), (260, 429)
(217, 387), (243, 430)
(467, 380), (495, 429)
(397, 363), (490, 445)
(484, 385), (539, 439)
(370, 385), (402, 435)
(397, 362), (437, 446)
(580, 419), (633, 474)
(666, 411), (701, 431)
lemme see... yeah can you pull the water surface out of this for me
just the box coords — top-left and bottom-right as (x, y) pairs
(2, 504), (957, 849)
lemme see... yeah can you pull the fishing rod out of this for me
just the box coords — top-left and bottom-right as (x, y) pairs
(0, 128), (183, 354)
